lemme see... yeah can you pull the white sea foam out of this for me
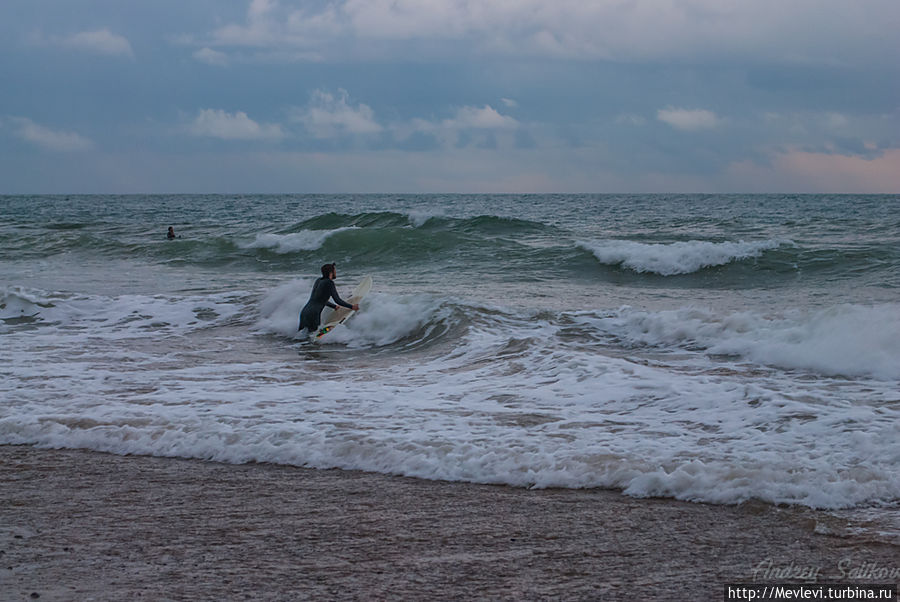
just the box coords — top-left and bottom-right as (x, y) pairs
(0, 286), (45, 319)
(255, 279), (449, 346)
(242, 227), (357, 253)
(578, 239), (786, 275)
(2, 318), (898, 510)
(3, 283), (899, 512)
(5, 194), (898, 521)
(0, 285), (246, 336)
(577, 302), (900, 380)
(404, 208), (446, 227)
(255, 278), (313, 337)
(313, 293), (451, 347)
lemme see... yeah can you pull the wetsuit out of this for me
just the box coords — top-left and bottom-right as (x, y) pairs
(298, 277), (353, 332)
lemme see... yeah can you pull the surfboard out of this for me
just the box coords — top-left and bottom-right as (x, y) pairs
(314, 275), (373, 341)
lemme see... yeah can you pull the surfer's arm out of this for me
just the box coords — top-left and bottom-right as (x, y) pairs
(327, 281), (354, 310)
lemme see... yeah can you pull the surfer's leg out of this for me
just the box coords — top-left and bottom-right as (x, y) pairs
(299, 303), (323, 333)
(298, 304), (318, 332)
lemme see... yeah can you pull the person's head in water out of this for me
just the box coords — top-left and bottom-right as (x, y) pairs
(321, 263), (336, 279)
(167, 226), (175, 239)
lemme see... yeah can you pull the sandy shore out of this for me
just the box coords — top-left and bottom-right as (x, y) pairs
(1, 445), (897, 601)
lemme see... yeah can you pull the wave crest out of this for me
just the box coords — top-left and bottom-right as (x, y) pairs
(242, 227), (358, 254)
(578, 239), (788, 275)
(256, 279), (455, 348)
(576, 303), (900, 380)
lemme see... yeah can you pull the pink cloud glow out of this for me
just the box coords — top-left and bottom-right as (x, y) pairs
(730, 148), (900, 193)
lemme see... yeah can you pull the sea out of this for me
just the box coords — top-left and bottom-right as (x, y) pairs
(2, 194), (899, 533)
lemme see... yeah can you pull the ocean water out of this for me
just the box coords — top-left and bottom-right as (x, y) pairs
(2, 194), (899, 519)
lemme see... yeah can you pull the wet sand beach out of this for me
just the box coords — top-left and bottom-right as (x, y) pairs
(1, 445), (897, 601)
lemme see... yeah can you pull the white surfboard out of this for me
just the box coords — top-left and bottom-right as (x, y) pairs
(314, 275), (372, 341)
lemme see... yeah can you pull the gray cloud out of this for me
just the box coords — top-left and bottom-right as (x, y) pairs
(291, 89), (382, 139)
(2, 0), (898, 193)
(193, 47), (229, 66)
(35, 28), (134, 58)
(197, 0), (900, 68)
(189, 109), (285, 141)
(657, 108), (723, 131)
(6, 117), (95, 152)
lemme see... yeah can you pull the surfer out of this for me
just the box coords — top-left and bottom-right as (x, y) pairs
(298, 263), (359, 333)
(166, 226), (176, 240)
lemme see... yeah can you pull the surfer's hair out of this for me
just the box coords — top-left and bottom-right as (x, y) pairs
(321, 263), (336, 278)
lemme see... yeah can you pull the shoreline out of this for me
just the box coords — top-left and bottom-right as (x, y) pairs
(2, 445), (897, 601)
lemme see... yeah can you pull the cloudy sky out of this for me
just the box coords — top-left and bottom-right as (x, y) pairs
(1, 0), (898, 193)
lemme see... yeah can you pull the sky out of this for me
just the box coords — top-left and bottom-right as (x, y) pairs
(1, 0), (898, 194)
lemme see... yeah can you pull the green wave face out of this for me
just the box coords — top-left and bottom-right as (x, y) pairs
(2, 197), (898, 292)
